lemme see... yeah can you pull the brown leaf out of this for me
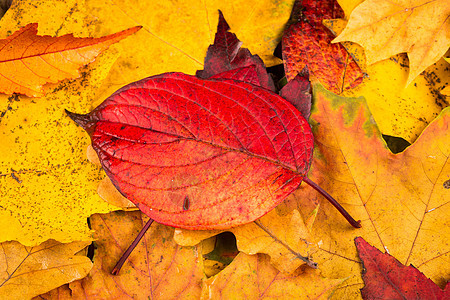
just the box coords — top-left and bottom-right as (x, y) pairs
(0, 24), (140, 97)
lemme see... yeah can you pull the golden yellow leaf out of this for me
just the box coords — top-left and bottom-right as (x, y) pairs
(336, 0), (364, 18)
(344, 55), (449, 143)
(333, 0), (450, 85)
(32, 284), (72, 300)
(442, 86), (450, 96)
(0, 50), (120, 246)
(287, 84), (449, 299)
(0, 240), (92, 300)
(200, 253), (345, 299)
(97, 177), (137, 210)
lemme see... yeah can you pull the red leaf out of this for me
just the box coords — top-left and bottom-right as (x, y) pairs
(355, 237), (450, 300)
(197, 10), (275, 91)
(282, 0), (363, 94)
(67, 73), (313, 230)
(279, 68), (311, 120)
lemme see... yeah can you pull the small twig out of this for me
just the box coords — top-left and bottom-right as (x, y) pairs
(303, 177), (361, 228)
(111, 218), (154, 275)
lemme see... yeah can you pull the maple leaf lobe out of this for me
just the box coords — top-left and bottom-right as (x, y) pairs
(197, 10), (275, 91)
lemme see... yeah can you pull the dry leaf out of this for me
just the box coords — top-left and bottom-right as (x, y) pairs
(282, 0), (364, 94)
(0, 240), (92, 300)
(83, 0), (294, 99)
(333, 0), (450, 85)
(0, 50), (120, 246)
(32, 284), (72, 300)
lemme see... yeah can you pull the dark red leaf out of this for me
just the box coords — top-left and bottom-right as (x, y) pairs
(279, 68), (311, 120)
(67, 73), (313, 230)
(355, 237), (450, 300)
(197, 10), (275, 91)
(282, 0), (364, 94)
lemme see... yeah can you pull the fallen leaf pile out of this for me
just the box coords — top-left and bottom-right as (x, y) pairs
(0, 0), (448, 299)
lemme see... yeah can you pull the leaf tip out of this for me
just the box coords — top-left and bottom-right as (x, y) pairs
(128, 25), (143, 34)
(65, 109), (93, 133)
(216, 9), (230, 32)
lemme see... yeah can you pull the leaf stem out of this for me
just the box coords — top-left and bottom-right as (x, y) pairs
(111, 218), (154, 275)
(303, 177), (361, 228)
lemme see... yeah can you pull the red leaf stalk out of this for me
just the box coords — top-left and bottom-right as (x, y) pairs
(111, 218), (154, 275)
(303, 177), (361, 228)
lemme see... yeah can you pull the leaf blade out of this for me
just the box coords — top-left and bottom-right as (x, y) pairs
(70, 73), (314, 229)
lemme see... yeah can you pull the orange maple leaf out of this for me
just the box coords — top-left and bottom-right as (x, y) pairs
(0, 24), (141, 97)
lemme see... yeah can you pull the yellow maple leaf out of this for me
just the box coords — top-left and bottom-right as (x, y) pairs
(83, 0), (293, 100)
(289, 84), (449, 299)
(175, 208), (317, 273)
(0, 51), (122, 246)
(324, 14), (449, 143)
(34, 211), (341, 299)
(333, 0), (450, 85)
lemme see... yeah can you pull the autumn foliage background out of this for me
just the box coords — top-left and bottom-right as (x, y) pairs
(0, 0), (449, 299)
